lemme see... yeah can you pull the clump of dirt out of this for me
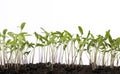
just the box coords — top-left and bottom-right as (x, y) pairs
(0, 63), (120, 74)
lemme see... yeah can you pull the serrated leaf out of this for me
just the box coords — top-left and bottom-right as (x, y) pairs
(20, 22), (26, 30)
(78, 26), (83, 35)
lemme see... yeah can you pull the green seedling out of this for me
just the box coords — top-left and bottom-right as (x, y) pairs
(0, 23), (120, 70)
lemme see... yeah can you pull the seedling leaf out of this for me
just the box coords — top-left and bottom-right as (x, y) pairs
(8, 32), (15, 38)
(36, 43), (44, 47)
(78, 26), (83, 35)
(21, 22), (26, 30)
(3, 29), (7, 35)
(34, 32), (39, 39)
(63, 44), (67, 50)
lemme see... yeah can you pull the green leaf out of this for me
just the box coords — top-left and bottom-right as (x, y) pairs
(52, 31), (62, 36)
(36, 43), (44, 47)
(76, 34), (80, 42)
(63, 44), (67, 50)
(24, 51), (31, 55)
(17, 34), (25, 41)
(28, 42), (35, 48)
(6, 39), (11, 44)
(8, 32), (15, 38)
(34, 32), (39, 39)
(86, 30), (90, 38)
(20, 43), (26, 50)
(78, 26), (83, 35)
(116, 37), (120, 43)
(79, 43), (83, 49)
(39, 35), (48, 41)
(20, 22), (26, 30)
(64, 30), (72, 38)
(3, 29), (7, 35)
(20, 32), (27, 35)
(105, 30), (110, 40)
(50, 34), (56, 43)
(40, 27), (48, 34)
(87, 42), (91, 50)
(105, 31), (113, 48)
(19, 32), (30, 36)
(9, 41), (16, 46)
(47, 41), (51, 45)
(108, 33), (113, 44)
(2, 29), (7, 40)
(91, 34), (94, 39)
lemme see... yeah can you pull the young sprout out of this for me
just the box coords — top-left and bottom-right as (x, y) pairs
(0, 29), (8, 66)
(92, 34), (105, 69)
(100, 30), (111, 66)
(7, 23), (31, 67)
(86, 33), (94, 65)
(1, 23), (120, 70)
(113, 37), (120, 66)
(51, 31), (64, 63)
(76, 26), (86, 65)
(105, 30), (117, 68)
(57, 30), (72, 64)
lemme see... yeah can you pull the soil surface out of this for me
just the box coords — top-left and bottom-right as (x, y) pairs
(0, 63), (120, 74)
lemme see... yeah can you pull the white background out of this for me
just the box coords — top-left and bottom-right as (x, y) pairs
(1, 0), (120, 37)
(1, 0), (120, 64)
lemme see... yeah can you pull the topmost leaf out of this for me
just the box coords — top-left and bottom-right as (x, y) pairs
(40, 27), (48, 34)
(3, 29), (7, 35)
(105, 30), (110, 40)
(64, 30), (72, 38)
(105, 30), (113, 44)
(78, 26), (83, 35)
(40, 27), (49, 37)
(20, 22), (26, 31)
(34, 32), (39, 39)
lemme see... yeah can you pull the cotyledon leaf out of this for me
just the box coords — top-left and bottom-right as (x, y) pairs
(78, 26), (83, 35)
(20, 22), (26, 30)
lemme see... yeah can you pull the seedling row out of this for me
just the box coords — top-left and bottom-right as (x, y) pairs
(0, 23), (120, 70)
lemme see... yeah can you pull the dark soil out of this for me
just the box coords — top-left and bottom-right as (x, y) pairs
(0, 63), (120, 74)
